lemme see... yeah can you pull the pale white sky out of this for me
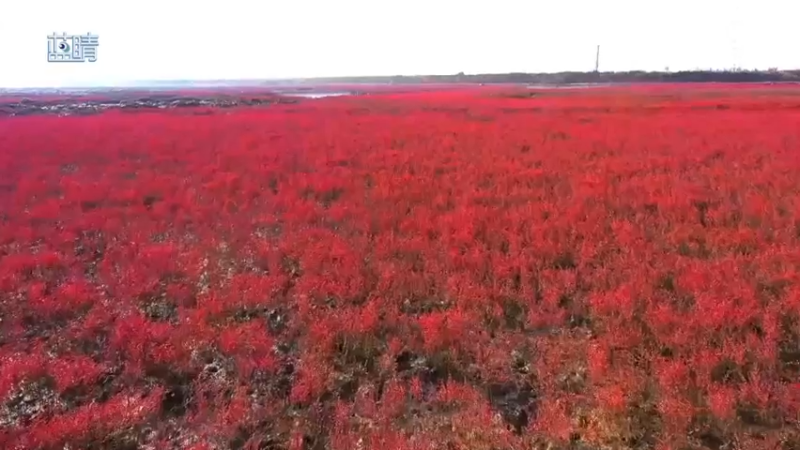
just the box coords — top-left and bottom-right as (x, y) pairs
(1, 0), (797, 87)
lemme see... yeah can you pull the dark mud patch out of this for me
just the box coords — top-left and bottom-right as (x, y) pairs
(0, 377), (64, 428)
(0, 94), (297, 117)
(486, 381), (538, 434)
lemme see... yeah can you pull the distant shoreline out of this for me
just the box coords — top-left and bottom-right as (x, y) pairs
(2, 69), (799, 91)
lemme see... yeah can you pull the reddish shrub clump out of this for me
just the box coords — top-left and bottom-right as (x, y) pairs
(1, 85), (799, 449)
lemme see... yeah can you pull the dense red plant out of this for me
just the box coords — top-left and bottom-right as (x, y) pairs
(1, 84), (799, 449)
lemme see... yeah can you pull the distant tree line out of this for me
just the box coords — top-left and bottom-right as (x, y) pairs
(298, 70), (800, 85)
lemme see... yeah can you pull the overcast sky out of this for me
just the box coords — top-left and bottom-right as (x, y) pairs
(1, 0), (797, 87)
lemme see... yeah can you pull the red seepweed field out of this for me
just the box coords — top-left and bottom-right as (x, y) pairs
(0, 85), (799, 450)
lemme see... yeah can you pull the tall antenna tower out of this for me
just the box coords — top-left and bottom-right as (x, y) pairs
(595, 45), (600, 72)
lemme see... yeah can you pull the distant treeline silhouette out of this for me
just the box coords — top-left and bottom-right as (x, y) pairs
(301, 70), (800, 85)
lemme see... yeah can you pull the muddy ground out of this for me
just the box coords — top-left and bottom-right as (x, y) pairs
(0, 94), (304, 117)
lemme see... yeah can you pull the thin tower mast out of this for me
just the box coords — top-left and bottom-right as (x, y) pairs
(595, 45), (600, 72)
